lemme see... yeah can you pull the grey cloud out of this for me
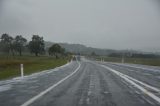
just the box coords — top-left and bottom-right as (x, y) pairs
(0, 0), (160, 52)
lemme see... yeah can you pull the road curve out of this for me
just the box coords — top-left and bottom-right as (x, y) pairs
(0, 59), (160, 106)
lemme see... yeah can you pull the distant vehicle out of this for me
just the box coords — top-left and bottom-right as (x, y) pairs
(77, 56), (81, 61)
(72, 56), (77, 61)
(72, 55), (81, 61)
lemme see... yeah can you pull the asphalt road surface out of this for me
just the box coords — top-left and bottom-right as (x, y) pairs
(0, 58), (160, 106)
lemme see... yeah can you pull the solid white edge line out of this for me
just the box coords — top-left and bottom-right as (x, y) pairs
(125, 73), (160, 92)
(99, 61), (160, 92)
(101, 65), (160, 104)
(20, 62), (81, 106)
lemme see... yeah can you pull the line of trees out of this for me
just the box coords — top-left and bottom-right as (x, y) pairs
(0, 34), (27, 56)
(0, 33), (65, 57)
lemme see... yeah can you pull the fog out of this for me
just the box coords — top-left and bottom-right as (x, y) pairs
(0, 0), (160, 52)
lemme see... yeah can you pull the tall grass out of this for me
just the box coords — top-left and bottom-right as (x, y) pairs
(0, 55), (68, 80)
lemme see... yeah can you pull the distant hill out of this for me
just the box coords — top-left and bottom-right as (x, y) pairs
(45, 41), (117, 55)
(0, 40), (158, 56)
(45, 41), (146, 56)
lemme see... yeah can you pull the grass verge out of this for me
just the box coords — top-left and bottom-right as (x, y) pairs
(0, 56), (68, 80)
(91, 56), (160, 66)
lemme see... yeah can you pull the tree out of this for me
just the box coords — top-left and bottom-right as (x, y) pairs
(0, 41), (3, 52)
(13, 35), (27, 56)
(28, 35), (45, 56)
(0, 33), (14, 55)
(91, 51), (96, 56)
(48, 44), (65, 58)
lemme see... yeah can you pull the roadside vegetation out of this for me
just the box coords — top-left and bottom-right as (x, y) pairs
(89, 52), (160, 66)
(103, 57), (160, 66)
(0, 34), (71, 80)
(0, 56), (68, 80)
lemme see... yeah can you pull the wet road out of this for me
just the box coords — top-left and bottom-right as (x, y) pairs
(0, 59), (160, 106)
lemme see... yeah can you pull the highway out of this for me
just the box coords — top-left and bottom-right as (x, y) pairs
(0, 58), (160, 106)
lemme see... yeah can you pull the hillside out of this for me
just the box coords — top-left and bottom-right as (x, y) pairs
(45, 42), (160, 57)
(45, 42), (116, 55)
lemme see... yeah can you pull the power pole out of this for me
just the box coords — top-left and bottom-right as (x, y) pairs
(121, 53), (124, 63)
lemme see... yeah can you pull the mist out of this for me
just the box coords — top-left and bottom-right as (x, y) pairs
(0, 0), (160, 52)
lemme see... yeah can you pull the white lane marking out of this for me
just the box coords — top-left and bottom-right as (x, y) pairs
(109, 64), (160, 92)
(135, 91), (141, 95)
(124, 74), (160, 92)
(21, 62), (81, 106)
(93, 61), (160, 92)
(102, 63), (160, 92)
(101, 65), (160, 104)
(86, 98), (90, 105)
(79, 98), (84, 105)
(86, 74), (94, 105)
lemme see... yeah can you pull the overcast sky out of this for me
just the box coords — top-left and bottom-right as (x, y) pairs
(0, 0), (160, 52)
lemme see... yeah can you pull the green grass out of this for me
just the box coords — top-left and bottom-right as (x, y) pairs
(123, 58), (160, 66)
(0, 55), (68, 80)
(92, 56), (160, 66)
